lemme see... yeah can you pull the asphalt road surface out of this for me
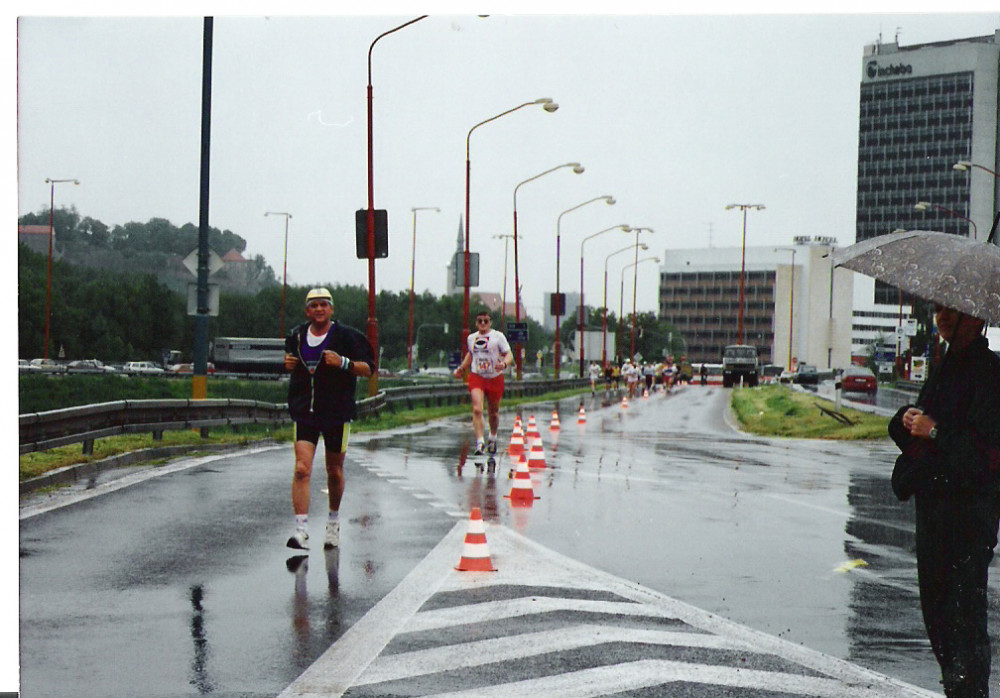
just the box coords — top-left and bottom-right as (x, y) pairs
(20, 383), (999, 696)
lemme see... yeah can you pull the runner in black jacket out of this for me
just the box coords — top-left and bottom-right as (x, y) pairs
(283, 288), (374, 551)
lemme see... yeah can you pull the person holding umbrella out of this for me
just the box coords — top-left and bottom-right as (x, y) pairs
(835, 228), (1000, 697)
(888, 306), (1000, 698)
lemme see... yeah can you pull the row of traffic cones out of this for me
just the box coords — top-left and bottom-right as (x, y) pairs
(456, 405), (591, 572)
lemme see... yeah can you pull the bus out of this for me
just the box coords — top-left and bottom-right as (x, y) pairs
(212, 337), (286, 374)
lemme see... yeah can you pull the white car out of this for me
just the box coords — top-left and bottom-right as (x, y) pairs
(124, 361), (165, 374)
(29, 358), (67, 373)
(67, 359), (117, 373)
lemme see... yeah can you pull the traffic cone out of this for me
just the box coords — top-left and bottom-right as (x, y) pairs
(527, 439), (547, 468)
(621, 395), (629, 409)
(504, 457), (539, 507)
(577, 406), (587, 425)
(455, 508), (497, 572)
(526, 417), (542, 447)
(549, 410), (561, 431)
(643, 388), (649, 399)
(508, 423), (525, 456)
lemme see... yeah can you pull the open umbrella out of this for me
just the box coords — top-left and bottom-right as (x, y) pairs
(831, 230), (1000, 324)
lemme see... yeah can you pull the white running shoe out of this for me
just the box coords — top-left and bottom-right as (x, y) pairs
(473, 441), (486, 456)
(324, 520), (340, 549)
(286, 528), (309, 550)
(487, 439), (498, 455)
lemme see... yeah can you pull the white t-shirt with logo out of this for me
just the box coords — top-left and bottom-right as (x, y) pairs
(466, 329), (511, 379)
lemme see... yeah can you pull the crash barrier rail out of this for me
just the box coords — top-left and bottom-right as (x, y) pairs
(19, 378), (589, 455)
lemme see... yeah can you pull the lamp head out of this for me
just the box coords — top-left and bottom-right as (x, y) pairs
(953, 161), (972, 171)
(915, 201), (930, 211)
(604, 196), (616, 205)
(571, 164), (585, 174)
(639, 242), (649, 251)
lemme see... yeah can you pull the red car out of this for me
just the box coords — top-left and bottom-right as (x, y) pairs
(841, 366), (878, 393)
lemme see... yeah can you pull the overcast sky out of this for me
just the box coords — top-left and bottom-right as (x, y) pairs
(16, 9), (1000, 320)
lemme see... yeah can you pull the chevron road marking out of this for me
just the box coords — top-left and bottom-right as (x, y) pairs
(420, 659), (907, 698)
(279, 519), (940, 698)
(354, 624), (753, 686)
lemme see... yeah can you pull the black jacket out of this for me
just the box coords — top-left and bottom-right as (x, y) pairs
(889, 335), (1000, 500)
(284, 321), (375, 423)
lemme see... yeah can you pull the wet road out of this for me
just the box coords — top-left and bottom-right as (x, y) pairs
(19, 384), (1000, 696)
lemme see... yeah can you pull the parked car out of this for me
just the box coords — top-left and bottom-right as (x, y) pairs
(168, 362), (215, 374)
(29, 358), (67, 373)
(778, 370), (795, 384)
(67, 359), (117, 373)
(124, 361), (165, 374)
(840, 366), (878, 393)
(19, 359), (40, 373)
(793, 363), (819, 385)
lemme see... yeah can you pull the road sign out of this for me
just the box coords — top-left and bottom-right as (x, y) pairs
(506, 321), (528, 343)
(183, 248), (224, 277)
(187, 283), (220, 316)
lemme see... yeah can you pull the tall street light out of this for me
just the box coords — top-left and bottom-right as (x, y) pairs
(365, 15), (427, 396)
(774, 246), (797, 370)
(553, 195), (615, 379)
(408, 206), (440, 370)
(43, 177), (79, 360)
(628, 226), (655, 359)
(464, 98), (558, 357)
(603, 242), (646, 366)
(493, 233), (520, 332)
(512, 162), (585, 380)
(725, 203), (765, 345)
(953, 159), (1000, 242)
(578, 224), (631, 375)
(915, 200), (978, 239)
(264, 211), (292, 338)
(622, 255), (660, 361)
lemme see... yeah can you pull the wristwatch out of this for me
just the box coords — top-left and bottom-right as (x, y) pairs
(928, 426), (939, 440)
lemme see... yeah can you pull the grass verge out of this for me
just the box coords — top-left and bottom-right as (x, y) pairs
(730, 384), (888, 439)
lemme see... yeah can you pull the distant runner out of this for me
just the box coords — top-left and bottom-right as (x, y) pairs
(454, 310), (514, 456)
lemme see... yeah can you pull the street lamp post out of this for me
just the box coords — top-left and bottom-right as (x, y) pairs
(554, 196), (615, 379)
(628, 227), (654, 359)
(725, 203), (765, 345)
(408, 206), (440, 370)
(512, 162), (585, 380)
(915, 200), (978, 239)
(264, 211), (292, 338)
(464, 99), (558, 358)
(493, 233), (519, 332)
(603, 242), (646, 366)
(621, 255), (660, 361)
(579, 224), (631, 375)
(43, 177), (79, 360)
(774, 247), (797, 370)
(365, 15), (427, 396)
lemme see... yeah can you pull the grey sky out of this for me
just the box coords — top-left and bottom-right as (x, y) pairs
(17, 11), (999, 320)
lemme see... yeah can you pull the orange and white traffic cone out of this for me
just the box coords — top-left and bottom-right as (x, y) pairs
(549, 410), (561, 431)
(621, 395), (629, 409)
(454, 508), (497, 572)
(526, 417), (542, 447)
(527, 439), (547, 468)
(504, 457), (539, 507)
(577, 406), (587, 425)
(508, 422), (525, 457)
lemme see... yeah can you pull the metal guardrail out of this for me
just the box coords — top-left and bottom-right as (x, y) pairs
(19, 378), (589, 455)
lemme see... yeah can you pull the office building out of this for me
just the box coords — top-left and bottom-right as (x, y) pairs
(658, 238), (853, 369)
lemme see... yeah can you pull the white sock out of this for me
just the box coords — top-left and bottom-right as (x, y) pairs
(295, 514), (308, 530)
(328, 511), (339, 522)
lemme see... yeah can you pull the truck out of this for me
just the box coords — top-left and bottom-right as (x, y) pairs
(721, 344), (760, 388)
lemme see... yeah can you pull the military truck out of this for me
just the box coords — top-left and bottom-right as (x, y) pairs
(721, 344), (760, 387)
